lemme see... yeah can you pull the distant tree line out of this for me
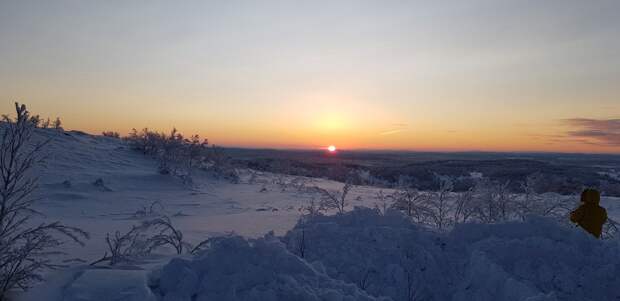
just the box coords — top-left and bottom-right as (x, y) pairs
(235, 157), (620, 197)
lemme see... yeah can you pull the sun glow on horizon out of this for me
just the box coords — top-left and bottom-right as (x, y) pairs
(327, 145), (337, 152)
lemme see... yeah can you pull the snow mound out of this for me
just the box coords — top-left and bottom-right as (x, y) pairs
(283, 208), (453, 301)
(57, 208), (619, 301)
(449, 217), (620, 301)
(282, 208), (620, 301)
(62, 269), (156, 301)
(150, 235), (386, 301)
(21, 268), (156, 301)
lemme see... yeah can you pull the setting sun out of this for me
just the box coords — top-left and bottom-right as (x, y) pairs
(327, 145), (337, 152)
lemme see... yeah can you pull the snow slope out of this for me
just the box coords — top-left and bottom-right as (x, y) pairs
(31, 130), (316, 260)
(15, 129), (620, 300)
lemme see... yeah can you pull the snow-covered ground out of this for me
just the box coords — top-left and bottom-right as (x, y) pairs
(14, 130), (620, 300)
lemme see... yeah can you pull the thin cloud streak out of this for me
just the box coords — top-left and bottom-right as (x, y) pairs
(379, 123), (408, 136)
(561, 118), (620, 146)
(379, 129), (407, 136)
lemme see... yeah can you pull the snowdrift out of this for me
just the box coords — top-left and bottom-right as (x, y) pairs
(150, 235), (385, 301)
(150, 208), (620, 301)
(28, 208), (619, 301)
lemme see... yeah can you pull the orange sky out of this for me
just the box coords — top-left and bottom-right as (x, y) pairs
(1, 1), (619, 154)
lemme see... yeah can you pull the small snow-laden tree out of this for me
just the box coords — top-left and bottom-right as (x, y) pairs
(453, 187), (475, 224)
(157, 128), (184, 175)
(289, 176), (311, 193)
(517, 173), (541, 217)
(470, 179), (515, 223)
(299, 198), (325, 218)
(28, 115), (40, 128)
(101, 131), (120, 138)
(513, 174), (572, 221)
(40, 118), (50, 129)
(273, 173), (288, 192)
(126, 128), (152, 154)
(319, 182), (352, 214)
(374, 190), (391, 216)
(51, 117), (62, 130)
(289, 198), (327, 259)
(184, 134), (208, 170)
(396, 174), (414, 188)
(0, 103), (88, 299)
(206, 145), (240, 183)
(389, 187), (427, 223)
(491, 180), (514, 222)
(424, 176), (454, 230)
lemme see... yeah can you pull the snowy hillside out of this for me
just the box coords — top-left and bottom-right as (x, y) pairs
(12, 129), (620, 301)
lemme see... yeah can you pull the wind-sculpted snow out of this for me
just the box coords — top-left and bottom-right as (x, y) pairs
(449, 218), (620, 301)
(146, 208), (620, 301)
(27, 208), (620, 300)
(282, 208), (454, 301)
(150, 234), (386, 301)
(280, 208), (619, 301)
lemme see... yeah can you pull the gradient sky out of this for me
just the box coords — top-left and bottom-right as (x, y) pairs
(1, 1), (619, 153)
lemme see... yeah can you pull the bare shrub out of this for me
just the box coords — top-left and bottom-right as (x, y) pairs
(184, 134), (208, 170)
(389, 187), (427, 222)
(273, 173), (287, 192)
(452, 187), (475, 224)
(132, 201), (165, 219)
(373, 190), (391, 216)
(319, 183), (352, 214)
(40, 118), (50, 129)
(28, 115), (41, 128)
(189, 234), (233, 255)
(290, 200), (326, 259)
(299, 198), (325, 218)
(0, 103), (88, 298)
(102, 131), (120, 138)
(91, 215), (195, 266)
(425, 176), (454, 230)
(513, 174), (572, 221)
(468, 179), (515, 223)
(51, 117), (62, 130)
(143, 216), (191, 255)
(202, 145), (239, 183)
(90, 224), (153, 266)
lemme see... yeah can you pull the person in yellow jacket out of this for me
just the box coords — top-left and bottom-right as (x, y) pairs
(570, 188), (607, 238)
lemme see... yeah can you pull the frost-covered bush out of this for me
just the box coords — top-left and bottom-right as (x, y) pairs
(386, 174), (574, 233)
(91, 225), (154, 266)
(388, 187), (425, 221)
(142, 216), (191, 255)
(101, 131), (120, 138)
(281, 207), (620, 301)
(150, 234), (386, 301)
(124, 128), (238, 183)
(318, 183), (352, 214)
(0, 103), (88, 298)
(283, 207), (453, 301)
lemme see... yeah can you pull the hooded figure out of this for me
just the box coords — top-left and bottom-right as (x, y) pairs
(570, 188), (607, 238)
